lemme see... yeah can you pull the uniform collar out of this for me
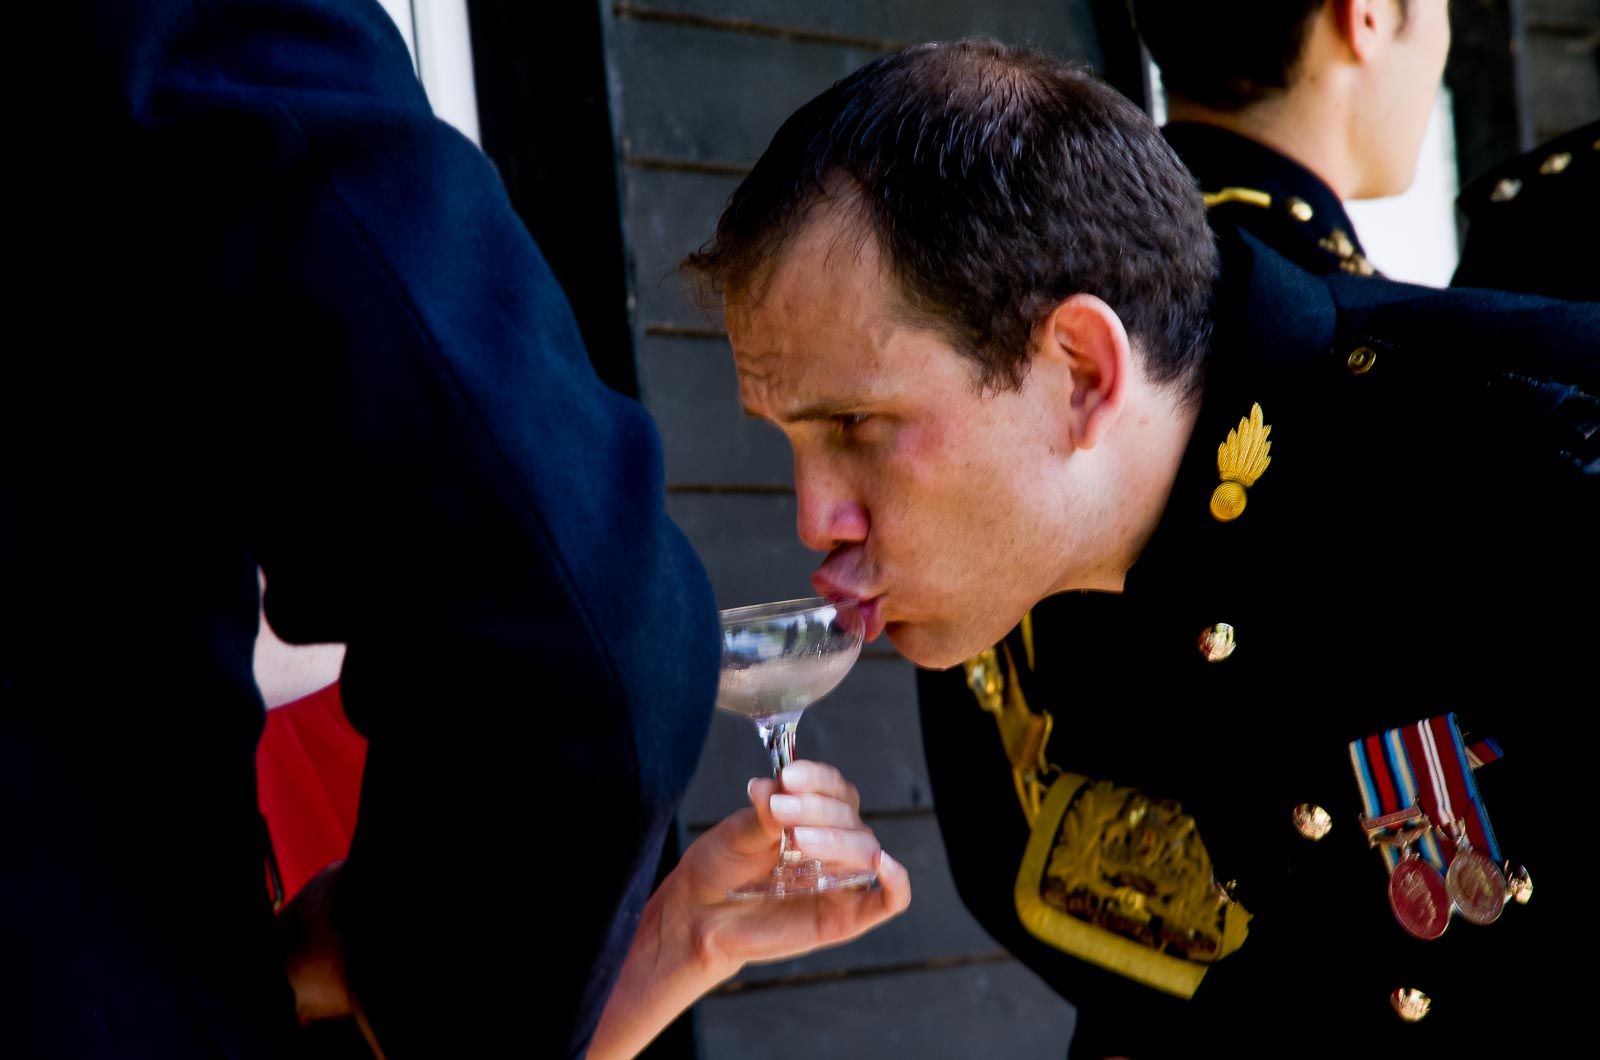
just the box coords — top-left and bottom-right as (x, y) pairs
(1163, 122), (1376, 277)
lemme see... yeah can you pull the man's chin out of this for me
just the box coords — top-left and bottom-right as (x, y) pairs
(883, 622), (993, 672)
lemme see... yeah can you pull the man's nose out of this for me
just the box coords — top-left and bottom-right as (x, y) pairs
(794, 460), (868, 553)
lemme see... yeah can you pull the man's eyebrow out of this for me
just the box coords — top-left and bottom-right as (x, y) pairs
(742, 399), (862, 423)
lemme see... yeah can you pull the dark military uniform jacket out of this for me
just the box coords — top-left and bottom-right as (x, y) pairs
(1165, 121), (1380, 277)
(1452, 120), (1600, 302)
(2, 2), (720, 1056)
(918, 226), (1599, 1059)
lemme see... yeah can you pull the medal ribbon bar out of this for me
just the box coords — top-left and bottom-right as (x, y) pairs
(1407, 713), (1502, 866)
(1349, 729), (1446, 875)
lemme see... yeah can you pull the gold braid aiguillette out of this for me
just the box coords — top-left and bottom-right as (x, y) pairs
(1210, 403), (1272, 522)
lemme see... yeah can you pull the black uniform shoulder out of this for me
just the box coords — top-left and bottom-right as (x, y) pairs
(1217, 226), (1600, 479)
(1164, 121), (1379, 277)
(1452, 120), (1600, 301)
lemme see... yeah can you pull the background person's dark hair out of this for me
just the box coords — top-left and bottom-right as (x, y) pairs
(1129, 1), (1410, 111)
(683, 37), (1216, 396)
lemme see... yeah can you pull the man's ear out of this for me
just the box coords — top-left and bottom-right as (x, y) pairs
(1333, 0), (1392, 64)
(1038, 293), (1131, 452)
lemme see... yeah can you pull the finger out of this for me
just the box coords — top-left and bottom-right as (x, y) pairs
(778, 760), (861, 812)
(767, 791), (863, 830)
(790, 826), (883, 868)
(746, 777), (785, 834)
(835, 850), (913, 930)
(872, 849), (912, 917)
(809, 849), (913, 945)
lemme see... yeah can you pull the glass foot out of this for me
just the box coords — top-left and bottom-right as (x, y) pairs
(725, 858), (878, 901)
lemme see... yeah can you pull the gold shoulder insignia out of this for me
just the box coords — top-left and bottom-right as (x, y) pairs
(1210, 403), (1272, 522)
(1202, 187), (1272, 210)
(1015, 775), (1252, 999)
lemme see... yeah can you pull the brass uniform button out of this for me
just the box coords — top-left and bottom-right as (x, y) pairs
(1198, 622), (1236, 662)
(1491, 177), (1523, 202)
(1286, 197), (1314, 222)
(1391, 987), (1431, 1022)
(963, 648), (1003, 714)
(1539, 151), (1572, 176)
(1292, 803), (1333, 840)
(1319, 229), (1356, 259)
(1506, 863), (1534, 905)
(1346, 346), (1377, 374)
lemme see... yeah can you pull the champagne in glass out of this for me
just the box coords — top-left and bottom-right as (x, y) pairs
(716, 596), (876, 900)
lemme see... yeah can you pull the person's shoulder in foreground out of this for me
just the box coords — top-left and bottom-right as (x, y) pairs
(1452, 119), (1600, 301)
(1131, 0), (1453, 278)
(7, 0), (724, 1055)
(676, 31), (1596, 1060)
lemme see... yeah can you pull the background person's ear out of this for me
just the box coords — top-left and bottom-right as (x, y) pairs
(1334, 0), (1393, 64)
(1038, 293), (1131, 451)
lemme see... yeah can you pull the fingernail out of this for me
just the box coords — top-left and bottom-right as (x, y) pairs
(769, 794), (803, 817)
(879, 850), (899, 873)
(781, 761), (807, 785)
(746, 778), (757, 800)
(793, 827), (825, 847)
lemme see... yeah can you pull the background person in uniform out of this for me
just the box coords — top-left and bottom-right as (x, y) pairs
(681, 37), (1598, 1060)
(1451, 118), (1600, 302)
(2, 2), (908, 1057)
(1129, 0), (1452, 277)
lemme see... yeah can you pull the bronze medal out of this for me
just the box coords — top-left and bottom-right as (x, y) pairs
(1389, 853), (1451, 940)
(1446, 844), (1508, 926)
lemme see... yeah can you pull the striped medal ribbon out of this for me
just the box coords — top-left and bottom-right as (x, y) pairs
(1412, 714), (1507, 926)
(1349, 713), (1509, 939)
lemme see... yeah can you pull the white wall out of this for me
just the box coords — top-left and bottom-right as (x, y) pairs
(373, 0), (481, 145)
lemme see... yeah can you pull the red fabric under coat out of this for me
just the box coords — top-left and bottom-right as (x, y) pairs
(255, 681), (367, 903)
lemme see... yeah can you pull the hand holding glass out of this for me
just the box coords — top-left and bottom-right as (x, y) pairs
(716, 596), (877, 900)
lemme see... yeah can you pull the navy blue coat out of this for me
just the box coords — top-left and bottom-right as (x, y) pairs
(2, 2), (719, 1056)
(918, 228), (1598, 1058)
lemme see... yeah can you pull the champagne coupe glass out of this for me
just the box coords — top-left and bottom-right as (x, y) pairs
(716, 596), (877, 900)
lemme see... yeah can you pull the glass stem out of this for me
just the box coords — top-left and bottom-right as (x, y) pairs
(758, 716), (804, 864)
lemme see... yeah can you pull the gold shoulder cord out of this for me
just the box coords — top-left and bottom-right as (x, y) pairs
(962, 611), (1056, 824)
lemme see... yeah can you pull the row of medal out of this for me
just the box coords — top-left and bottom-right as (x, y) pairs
(1349, 714), (1531, 941)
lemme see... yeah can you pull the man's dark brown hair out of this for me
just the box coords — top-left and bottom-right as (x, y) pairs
(683, 37), (1216, 396)
(1130, 0), (1410, 110)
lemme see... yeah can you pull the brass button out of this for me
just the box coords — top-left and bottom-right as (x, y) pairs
(963, 649), (1003, 714)
(1539, 151), (1572, 176)
(1506, 863), (1533, 905)
(1319, 229), (1356, 258)
(1292, 803), (1333, 840)
(1490, 177), (1522, 202)
(1286, 197), (1314, 222)
(1346, 346), (1377, 374)
(1198, 623), (1236, 662)
(1391, 987), (1431, 1023)
(1341, 254), (1377, 277)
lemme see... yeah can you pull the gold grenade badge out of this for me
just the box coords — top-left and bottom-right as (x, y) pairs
(1211, 403), (1272, 522)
